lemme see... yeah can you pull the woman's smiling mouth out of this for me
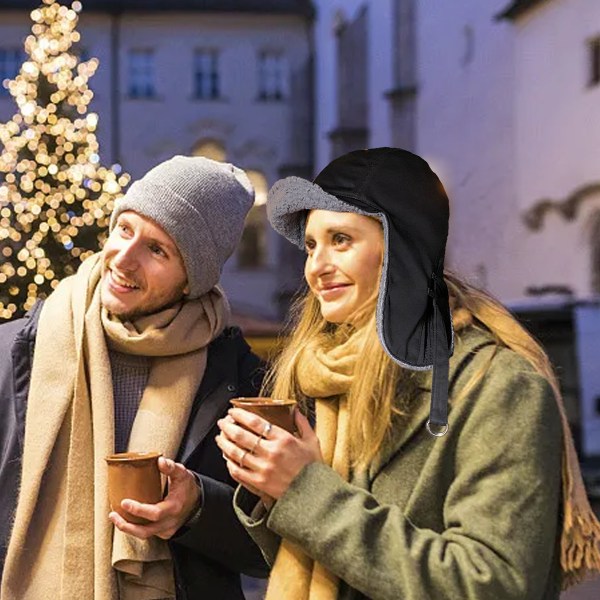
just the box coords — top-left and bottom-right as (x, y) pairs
(318, 283), (351, 300)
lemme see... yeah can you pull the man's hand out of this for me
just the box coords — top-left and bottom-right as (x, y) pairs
(109, 456), (201, 540)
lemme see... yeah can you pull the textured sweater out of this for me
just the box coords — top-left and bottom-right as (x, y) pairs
(109, 350), (151, 453)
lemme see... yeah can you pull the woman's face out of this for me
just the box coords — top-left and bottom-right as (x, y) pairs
(304, 209), (383, 324)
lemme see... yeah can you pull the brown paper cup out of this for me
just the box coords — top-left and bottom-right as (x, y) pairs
(230, 397), (297, 434)
(105, 451), (162, 525)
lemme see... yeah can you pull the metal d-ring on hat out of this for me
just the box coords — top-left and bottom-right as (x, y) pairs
(266, 147), (454, 437)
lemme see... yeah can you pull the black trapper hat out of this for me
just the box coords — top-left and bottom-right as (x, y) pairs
(267, 147), (454, 436)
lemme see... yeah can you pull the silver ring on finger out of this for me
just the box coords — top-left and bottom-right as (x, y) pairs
(250, 436), (262, 455)
(239, 450), (248, 469)
(261, 421), (273, 440)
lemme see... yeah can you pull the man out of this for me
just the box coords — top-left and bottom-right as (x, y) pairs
(0, 156), (268, 599)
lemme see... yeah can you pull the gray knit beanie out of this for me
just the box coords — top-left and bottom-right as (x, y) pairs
(110, 155), (254, 298)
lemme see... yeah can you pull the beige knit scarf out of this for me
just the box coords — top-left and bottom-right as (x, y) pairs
(265, 320), (600, 597)
(265, 333), (360, 600)
(1, 253), (229, 600)
(559, 412), (600, 589)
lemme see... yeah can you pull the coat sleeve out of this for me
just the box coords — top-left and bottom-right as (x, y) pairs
(232, 485), (283, 567)
(171, 474), (270, 577)
(265, 351), (563, 600)
(0, 316), (37, 576)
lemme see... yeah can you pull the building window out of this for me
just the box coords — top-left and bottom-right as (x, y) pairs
(589, 37), (600, 87)
(128, 49), (155, 99)
(387, 0), (417, 150)
(0, 48), (24, 97)
(194, 49), (220, 100)
(258, 51), (286, 101)
(329, 6), (368, 157)
(190, 142), (268, 268)
(238, 170), (268, 269)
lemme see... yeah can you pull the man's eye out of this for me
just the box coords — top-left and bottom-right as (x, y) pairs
(150, 245), (166, 257)
(304, 239), (315, 252)
(118, 223), (131, 236)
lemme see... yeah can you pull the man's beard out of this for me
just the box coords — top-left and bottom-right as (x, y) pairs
(101, 282), (188, 322)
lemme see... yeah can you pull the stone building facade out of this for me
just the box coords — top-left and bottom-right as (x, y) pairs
(0, 0), (314, 320)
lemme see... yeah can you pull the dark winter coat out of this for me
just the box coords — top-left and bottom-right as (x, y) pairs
(0, 302), (269, 600)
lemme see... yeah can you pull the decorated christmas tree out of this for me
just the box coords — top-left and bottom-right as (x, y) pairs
(0, 0), (130, 321)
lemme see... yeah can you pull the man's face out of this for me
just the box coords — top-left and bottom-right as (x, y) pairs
(100, 211), (189, 320)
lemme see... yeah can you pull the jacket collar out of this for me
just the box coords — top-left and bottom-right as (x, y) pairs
(177, 328), (249, 463)
(366, 327), (495, 483)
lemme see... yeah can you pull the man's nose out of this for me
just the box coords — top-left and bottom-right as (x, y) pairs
(112, 240), (140, 271)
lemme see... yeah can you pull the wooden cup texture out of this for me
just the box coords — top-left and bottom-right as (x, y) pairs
(105, 451), (163, 525)
(230, 397), (297, 434)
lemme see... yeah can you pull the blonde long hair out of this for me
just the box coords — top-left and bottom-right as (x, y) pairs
(263, 271), (560, 469)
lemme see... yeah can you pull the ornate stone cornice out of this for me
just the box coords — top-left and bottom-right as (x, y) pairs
(496, 0), (552, 21)
(523, 182), (600, 230)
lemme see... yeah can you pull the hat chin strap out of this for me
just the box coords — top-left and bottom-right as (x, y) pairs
(426, 274), (450, 437)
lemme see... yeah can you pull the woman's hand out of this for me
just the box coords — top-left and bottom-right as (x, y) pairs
(216, 407), (323, 500)
(108, 457), (201, 540)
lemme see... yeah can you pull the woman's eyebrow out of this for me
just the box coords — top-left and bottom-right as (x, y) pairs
(305, 226), (360, 238)
(324, 226), (359, 234)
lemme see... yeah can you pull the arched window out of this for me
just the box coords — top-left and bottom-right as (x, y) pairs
(190, 140), (267, 269)
(191, 139), (226, 162)
(237, 170), (268, 269)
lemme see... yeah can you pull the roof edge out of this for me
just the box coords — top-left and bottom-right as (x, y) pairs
(0, 2), (315, 19)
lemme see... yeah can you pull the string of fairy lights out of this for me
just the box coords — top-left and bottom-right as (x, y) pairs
(0, 0), (129, 320)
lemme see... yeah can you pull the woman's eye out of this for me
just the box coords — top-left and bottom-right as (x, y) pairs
(304, 239), (315, 252)
(332, 233), (351, 246)
(118, 223), (132, 236)
(149, 244), (166, 257)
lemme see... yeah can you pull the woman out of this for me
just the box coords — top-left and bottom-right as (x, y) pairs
(217, 148), (600, 599)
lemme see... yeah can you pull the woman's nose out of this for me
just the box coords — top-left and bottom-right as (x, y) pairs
(306, 246), (334, 278)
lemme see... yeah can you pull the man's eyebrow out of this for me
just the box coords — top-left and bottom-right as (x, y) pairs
(118, 216), (177, 254)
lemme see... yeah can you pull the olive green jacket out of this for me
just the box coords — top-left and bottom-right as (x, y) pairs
(235, 328), (563, 600)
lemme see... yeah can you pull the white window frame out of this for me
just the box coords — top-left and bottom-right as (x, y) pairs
(128, 48), (155, 99)
(258, 50), (287, 101)
(194, 49), (220, 100)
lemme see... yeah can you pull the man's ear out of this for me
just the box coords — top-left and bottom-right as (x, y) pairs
(183, 283), (190, 296)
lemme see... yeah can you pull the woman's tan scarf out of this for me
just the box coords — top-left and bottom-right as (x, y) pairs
(1, 253), (229, 600)
(555, 389), (600, 588)
(265, 333), (360, 600)
(265, 317), (600, 597)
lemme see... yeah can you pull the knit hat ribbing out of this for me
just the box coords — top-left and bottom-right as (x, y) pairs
(110, 155), (254, 298)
